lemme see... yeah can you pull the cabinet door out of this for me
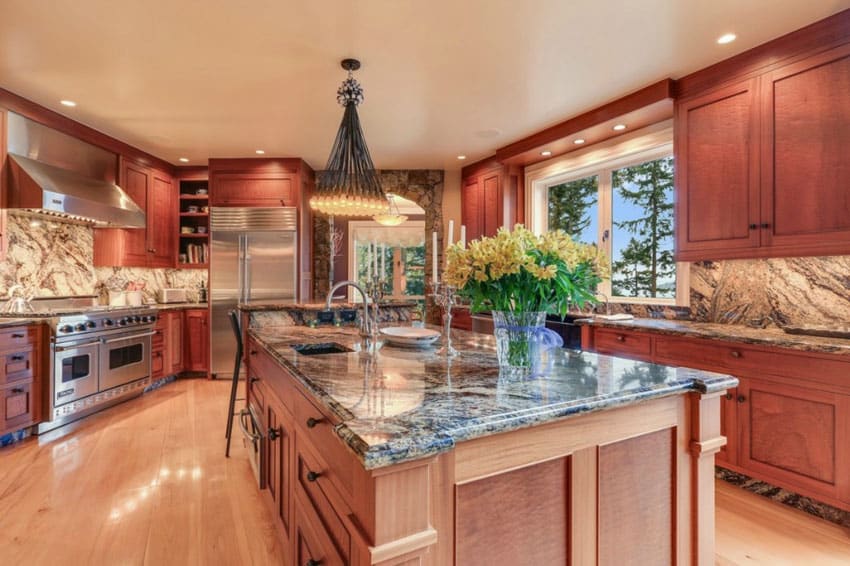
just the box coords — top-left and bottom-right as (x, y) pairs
(120, 161), (151, 265)
(738, 377), (850, 504)
(266, 396), (294, 548)
(461, 176), (483, 242)
(1, 382), (34, 434)
(716, 387), (738, 466)
(169, 312), (183, 374)
(761, 43), (850, 250)
(148, 170), (175, 267)
(675, 79), (761, 259)
(183, 309), (209, 373)
(482, 171), (501, 238)
(294, 492), (346, 566)
(211, 173), (295, 207)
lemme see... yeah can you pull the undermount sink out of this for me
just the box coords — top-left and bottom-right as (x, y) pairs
(291, 342), (354, 356)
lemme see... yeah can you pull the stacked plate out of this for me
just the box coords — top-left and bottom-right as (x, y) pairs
(380, 326), (441, 348)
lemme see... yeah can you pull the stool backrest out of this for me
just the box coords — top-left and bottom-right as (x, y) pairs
(228, 310), (243, 358)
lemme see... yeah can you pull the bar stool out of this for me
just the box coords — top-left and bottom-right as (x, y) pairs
(225, 309), (244, 457)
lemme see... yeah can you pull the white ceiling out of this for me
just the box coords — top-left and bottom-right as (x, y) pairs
(1, 0), (848, 170)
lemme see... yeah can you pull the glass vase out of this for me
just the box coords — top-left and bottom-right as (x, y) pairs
(492, 311), (546, 377)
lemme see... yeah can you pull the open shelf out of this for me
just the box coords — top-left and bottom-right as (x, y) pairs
(178, 178), (210, 268)
(179, 233), (209, 239)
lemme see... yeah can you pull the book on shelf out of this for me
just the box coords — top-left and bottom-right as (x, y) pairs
(184, 242), (209, 264)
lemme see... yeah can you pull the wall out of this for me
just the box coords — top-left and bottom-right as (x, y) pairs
(0, 213), (207, 302)
(442, 168), (462, 244)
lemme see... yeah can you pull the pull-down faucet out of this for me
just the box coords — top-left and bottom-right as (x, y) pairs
(325, 281), (377, 338)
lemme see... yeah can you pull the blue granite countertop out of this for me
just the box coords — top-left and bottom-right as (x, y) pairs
(577, 317), (850, 356)
(249, 325), (737, 470)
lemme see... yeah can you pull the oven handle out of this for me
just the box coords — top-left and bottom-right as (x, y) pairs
(238, 408), (262, 442)
(101, 331), (157, 344)
(55, 340), (102, 352)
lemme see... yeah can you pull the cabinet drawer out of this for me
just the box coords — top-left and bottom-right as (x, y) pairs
(296, 440), (351, 563)
(248, 344), (295, 412)
(2, 381), (34, 433)
(293, 390), (354, 498)
(0, 326), (37, 351)
(594, 329), (652, 359)
(0, 349), (33, 385)
(295, 490), (346, 566)
(654, 336), (740, 373)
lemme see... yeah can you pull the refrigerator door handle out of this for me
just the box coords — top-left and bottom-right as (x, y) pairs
(242, 234), (251, 303)
(238, 234), (245, 304)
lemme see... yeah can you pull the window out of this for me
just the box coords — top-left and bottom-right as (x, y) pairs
(532, 136), (686, 305)
(348, 221), (426, 301)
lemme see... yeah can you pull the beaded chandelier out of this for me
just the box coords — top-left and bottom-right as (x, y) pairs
(310, 58), (386, 217)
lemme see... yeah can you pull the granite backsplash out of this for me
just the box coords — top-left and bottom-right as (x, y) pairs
(0, 213), (207, 302)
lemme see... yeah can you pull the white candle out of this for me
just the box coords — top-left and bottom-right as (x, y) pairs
(460, 225), (466, 248)
(447, 220), (454, 247)
(432, 231), (438, 284)
(372, 241), (378, 280)
(366, 242), (371, 281)
(381, 243), (386, 280)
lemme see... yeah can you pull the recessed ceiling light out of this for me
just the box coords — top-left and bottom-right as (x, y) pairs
(179, 157), (189, 163)
(540, 150), (552, 157)
(613, 124), (627, 131)
(255, 149), (265, 155)
(457, 155), (466, 160)
(717, 33), (737, 45)
(574, 139), (586, 145)
(60, 100), (76, 107)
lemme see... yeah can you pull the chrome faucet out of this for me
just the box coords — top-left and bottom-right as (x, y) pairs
(325, 281), (376, 338)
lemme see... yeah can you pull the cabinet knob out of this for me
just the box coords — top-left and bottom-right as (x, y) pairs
(306, 560), (322, 566)
(760, 223), (770, 229)
(306, 417), (322, 429)
(725, 393), (733, 401)
(737, 395), (746, 403)
(250, 350), (258, 356)
(748, 223), (758, 230)
(250, 376), (260, 384)
(730, 350), (741, 358)
(616, 335), (625, 342)
(306, 470), (321, 482)
(268, 427), (280, 441)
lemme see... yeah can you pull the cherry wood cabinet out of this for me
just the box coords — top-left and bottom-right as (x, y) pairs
(676, 43), (850, 261)
(94, 158), (177, 268)
(168, 312), (183, 375)
(183, 309), (209, 374)
(460, 159), (522, 243)
(0, 324), (44, 435)
(582, 325), (850, 511)
(265, 391), (295, 550)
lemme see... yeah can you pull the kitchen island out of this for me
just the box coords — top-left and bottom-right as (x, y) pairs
(245, 324), (736, 566)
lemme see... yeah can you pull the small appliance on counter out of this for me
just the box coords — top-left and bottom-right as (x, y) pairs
(158, 288), (189, 304)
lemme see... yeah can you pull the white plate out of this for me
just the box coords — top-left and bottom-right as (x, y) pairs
(380, 326), (440, 347)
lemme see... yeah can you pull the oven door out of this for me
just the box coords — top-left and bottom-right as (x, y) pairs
(238, 406), (266, 489)
(99, 329), (154, 391)
(54, 338), (101, 406)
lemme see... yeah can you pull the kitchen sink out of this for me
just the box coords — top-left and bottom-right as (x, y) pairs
(291, 342), (354, 356)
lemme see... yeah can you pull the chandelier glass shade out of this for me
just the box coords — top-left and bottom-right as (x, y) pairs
(311, 59), (386, 217)
(373, 194), (409, 226)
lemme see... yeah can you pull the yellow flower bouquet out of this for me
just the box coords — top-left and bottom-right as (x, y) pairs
(444, 225), (608, 316)
(444, 225), (608, 374)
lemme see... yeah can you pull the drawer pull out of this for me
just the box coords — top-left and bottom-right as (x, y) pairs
(730, 351), (741, 358)
(737, 395), (746, 404)
(306, 560), (322, 566)
(306, 417), (322, 429)
(10, 354), (25, 361)
(11, 388), (24, 394)
(11, 333), (25, 338)
(268, 427), (280, 441)
(306, 470), (321, 482)
(615, 335), (625, 342)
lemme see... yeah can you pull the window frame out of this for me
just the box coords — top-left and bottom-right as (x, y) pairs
(526, 124), (688, 306)
(346, 220), (427, 302)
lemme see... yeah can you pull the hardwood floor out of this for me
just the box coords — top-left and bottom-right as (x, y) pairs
(0, 378), (285, 565)
(0, 378), (848, 565)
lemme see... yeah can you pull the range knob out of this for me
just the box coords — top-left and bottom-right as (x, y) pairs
(118, 318), (128, 326)
(74, 323), (86, 332)
(59, 324), (73, 333)
(86, 321), (96, 329)
(104, 319), (114, 327)
(149, 314), (157, 323)
(132, 316), (141, 323)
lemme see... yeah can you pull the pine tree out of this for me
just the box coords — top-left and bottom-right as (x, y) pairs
(611, 157), (675, 298)
(547, 176), (598, 241)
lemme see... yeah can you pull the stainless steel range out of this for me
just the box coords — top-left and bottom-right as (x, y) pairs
(2, 296), (158, 433)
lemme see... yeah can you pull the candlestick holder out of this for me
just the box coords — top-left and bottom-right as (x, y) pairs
(364, 275), (386, 343)
(430, 281), (459, 357)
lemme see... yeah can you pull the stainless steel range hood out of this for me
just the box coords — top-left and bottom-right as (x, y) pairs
(7, 154), (146, 227)
(4, 112), (146, 228)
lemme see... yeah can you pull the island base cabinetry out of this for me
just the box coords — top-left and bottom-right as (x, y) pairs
(247, 336), (725, 565)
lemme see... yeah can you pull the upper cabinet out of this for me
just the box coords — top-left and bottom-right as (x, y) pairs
(93, 157), (176, 267)
(209, 158), (308, 207)
(676, 43), (850, 261)
(461, 160), (522, 243)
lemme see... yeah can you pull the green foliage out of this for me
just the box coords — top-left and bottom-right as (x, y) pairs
(548, 176), (598, 241)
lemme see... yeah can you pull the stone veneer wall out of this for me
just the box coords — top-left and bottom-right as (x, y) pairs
(313, 170), (444, 323)
(0, 213), (208, 302)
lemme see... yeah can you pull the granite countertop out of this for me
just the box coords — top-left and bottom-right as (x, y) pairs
(239, 301), (417, 312)
(577, 317), (850, 356)
(153, 302), (208, 311)
(0, 318), (42, 328)
(249, 325), (736, 470)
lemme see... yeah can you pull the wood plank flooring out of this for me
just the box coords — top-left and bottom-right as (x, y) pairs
(0, 378), (848, 565)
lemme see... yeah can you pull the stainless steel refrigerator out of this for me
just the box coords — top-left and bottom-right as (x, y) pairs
(210, 207), (298, 377)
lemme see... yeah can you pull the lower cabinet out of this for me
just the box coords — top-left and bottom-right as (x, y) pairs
(168, 311), (184, 375)
(582, 325), (850, 511)
(183, 309), (209, 374)
(265, 390), (294, 549)
(0, 324), (44, 435)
